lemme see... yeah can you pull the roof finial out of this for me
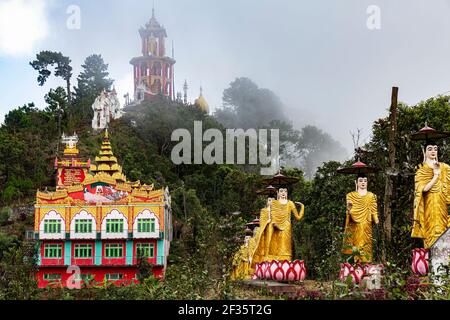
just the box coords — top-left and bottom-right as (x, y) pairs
(105, 128), (109, 139)
(200, 86), (203, 96)
(152, 0), (155, 18)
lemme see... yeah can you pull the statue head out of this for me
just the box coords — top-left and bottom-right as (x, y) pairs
(355, 174), (368, 191)
(423, 141), (438, 163)
(267, 197), (274, 208)
(277, 188), (288, 201)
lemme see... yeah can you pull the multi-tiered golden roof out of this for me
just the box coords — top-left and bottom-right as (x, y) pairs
(89, 130), (127, 183)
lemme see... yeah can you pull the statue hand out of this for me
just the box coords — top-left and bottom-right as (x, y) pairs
(433, 162), (441, 176)
(347, 202), (353, 211)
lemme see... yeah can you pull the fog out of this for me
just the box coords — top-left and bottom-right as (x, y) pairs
(2, 0), (450, 153)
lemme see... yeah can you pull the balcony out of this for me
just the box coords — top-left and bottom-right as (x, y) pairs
(40, 258), (65, 266)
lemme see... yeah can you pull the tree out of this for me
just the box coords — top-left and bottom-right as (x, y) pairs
(45, 87), (68, 143)
(3, 103), (38, 134)
(30, 51), (73, 103)
(73, 54), (114, 121)
(296, 125), (348, 179)
(44, 87), (68, 115)
(74, 54), (113, 102)
(215, 77), (287, 129)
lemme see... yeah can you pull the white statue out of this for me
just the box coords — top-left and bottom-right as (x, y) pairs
(61, 132), (78, 149)
(134, 79), (151, 103)
(92, 88), (123, 130)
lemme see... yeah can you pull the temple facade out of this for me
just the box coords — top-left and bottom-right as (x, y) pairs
(34, 131), (172, 288)
(130, 9), (176, 103)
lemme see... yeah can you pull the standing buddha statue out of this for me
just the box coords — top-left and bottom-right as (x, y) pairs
(411, 140), (450, 248)
(342, 174), (379, 263)
(337, 161), (379, 263)
(253, 188), (304, 263)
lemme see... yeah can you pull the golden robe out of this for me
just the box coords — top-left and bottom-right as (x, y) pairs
(342, 192), (378, 263)
(252, 200), (304, 266)
(411, 162), (450, 248)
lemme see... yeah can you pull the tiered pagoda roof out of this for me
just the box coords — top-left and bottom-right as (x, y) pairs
(90, 129), (127, 183)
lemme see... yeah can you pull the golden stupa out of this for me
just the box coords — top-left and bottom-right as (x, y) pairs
(194, 87), (209, 113)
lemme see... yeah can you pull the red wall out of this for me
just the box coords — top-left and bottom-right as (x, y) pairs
(71, 241), (95, 266)
(40, 241), (65, 266)
(37, 266), (164, 288)
(132, 239), (157, 265)
(101, 240), (127, 266)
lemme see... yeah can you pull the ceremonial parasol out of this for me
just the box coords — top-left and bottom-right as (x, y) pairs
(337, 161), (379, 175)
(244, 226), (253, 236)
(261, 172), (300, 186)
(256, 185), (277, 196)
(410, 124), (450, 142)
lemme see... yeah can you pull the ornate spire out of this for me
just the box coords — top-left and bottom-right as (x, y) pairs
(90, 130), (127, 183)
(183, 80), (188, 104)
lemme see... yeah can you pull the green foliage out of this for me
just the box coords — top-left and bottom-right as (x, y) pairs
(74, 54), (113, 100)
(0, 208), (11, 226)
(0, 239), (39, 300)
(44, 87), (68, 115)
(293, 161), (353, 280)
(30, 51), (73, 102)
(71, 54), (114, 123)
(4, 56), (450, 299)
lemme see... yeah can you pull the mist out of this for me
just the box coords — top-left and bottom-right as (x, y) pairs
(2, 0), (450, 155)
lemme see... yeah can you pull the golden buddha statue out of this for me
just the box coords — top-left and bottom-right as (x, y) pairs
(252, 189), (304, 264)
(411, 141), (450, 248)
(342, 174), (379, 263)
(231, 236), (251, 280)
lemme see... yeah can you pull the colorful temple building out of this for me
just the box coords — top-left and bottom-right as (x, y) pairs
(33, 131), (173, 288)
(130, 8), (176, 103)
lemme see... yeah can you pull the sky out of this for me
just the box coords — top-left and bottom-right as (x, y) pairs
(1, 0), (450, 154)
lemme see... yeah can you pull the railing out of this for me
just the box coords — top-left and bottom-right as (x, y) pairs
(35, 231), (163, 240)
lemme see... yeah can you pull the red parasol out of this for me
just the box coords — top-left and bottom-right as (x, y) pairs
(337, 161), (379, 175)
(256, 185), (278, 196)
(410, 125), (450, 141)
(261, 172), (299, 186)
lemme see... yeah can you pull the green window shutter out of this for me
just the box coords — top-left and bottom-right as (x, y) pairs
(150, 244), (155, 258)
(151, 219), (155, 233)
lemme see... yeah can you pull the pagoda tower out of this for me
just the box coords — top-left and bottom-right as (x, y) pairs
(130, 8), (176, 103)
(90, 130), (127, 183)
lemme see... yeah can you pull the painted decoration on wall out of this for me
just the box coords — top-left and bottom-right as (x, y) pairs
(83, 185), (128, 204)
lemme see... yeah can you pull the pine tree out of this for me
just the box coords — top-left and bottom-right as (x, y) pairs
(74, 54), (114, 102)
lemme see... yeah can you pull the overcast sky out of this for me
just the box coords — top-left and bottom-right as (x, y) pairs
(1, 0), (450, 154)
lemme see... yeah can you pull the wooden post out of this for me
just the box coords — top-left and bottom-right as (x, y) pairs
(383, 87), (398, 246)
